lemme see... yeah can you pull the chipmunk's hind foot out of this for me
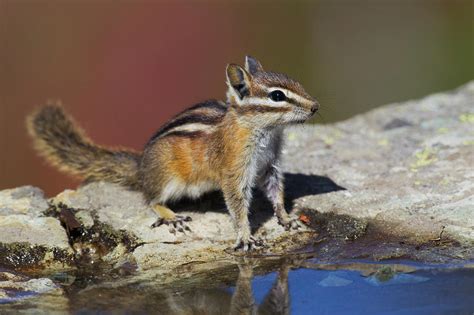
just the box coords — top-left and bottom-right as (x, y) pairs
(278, 215), (303, 231)
(151, 204), (192, 234)
(234, 235), (265, 252)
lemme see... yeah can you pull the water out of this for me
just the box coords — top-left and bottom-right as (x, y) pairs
(2, 260), (473, 314)
(256, 263), (474, 315)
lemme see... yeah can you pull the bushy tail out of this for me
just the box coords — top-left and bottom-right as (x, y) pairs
(27, 103), (142, 189)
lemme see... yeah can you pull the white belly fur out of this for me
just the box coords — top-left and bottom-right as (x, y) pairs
(159, 179), (218, 203)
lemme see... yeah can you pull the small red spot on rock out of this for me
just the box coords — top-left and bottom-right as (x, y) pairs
(299, 214), (311, 225)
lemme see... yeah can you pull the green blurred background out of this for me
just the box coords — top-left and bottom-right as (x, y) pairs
(1, 0), (473, 196)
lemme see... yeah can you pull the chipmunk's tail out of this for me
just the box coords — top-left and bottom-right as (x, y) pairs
(26, 103), (142, 189)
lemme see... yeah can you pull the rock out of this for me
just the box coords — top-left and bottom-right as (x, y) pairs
(365, 273), (430, 286)
(0, 186), (48, 216)
(0, 186), (74, 270)
(0, 271), (68, 314)
(50, 182), (315, 270)
(284, 81), (474, 243)
(0, 82), (473, 274)
(0, 273), (59, 301)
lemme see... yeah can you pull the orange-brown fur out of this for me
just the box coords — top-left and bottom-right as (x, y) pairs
(27, 56), (318, 251)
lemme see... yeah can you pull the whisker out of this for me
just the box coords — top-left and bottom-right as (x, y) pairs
(316, 111), (327, 124)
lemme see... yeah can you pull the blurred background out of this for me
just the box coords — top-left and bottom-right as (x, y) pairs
(1, 0), (473, 196)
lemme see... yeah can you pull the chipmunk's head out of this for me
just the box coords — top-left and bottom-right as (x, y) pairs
(226, 56), (318, 127)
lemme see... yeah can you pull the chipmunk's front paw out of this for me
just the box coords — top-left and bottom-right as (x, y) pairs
(151, 215), (192, 234)
(234, 236), (264, 252)
(278, 215), (303, 231)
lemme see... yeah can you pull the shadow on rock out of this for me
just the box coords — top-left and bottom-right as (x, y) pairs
(251, 173), (345, 232)
(283, 173), (345, 208)
(170, 173), (344, 233)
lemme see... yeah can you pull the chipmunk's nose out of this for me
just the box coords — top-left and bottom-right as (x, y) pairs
(310, 101), (319, 114)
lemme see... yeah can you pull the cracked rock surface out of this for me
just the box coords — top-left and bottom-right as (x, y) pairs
(0, 186), (74, 270)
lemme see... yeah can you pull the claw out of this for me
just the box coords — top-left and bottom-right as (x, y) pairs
(151, 218), (164, 228)
(150, 215), (192, 234)
(278, 216), (303, 231)
(233, 236), (264, 252)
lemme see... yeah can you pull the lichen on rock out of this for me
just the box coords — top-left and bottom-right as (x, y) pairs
(0, 187), (74, 271)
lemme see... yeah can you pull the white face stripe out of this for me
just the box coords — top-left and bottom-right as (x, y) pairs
(240, 97), (288, 107)
(238, 94), (313, 108)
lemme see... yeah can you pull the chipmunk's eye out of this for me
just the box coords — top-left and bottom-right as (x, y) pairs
(268, 90), (286, 102)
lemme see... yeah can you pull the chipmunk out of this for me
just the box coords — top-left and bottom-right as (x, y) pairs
(27, 56), (319, 251)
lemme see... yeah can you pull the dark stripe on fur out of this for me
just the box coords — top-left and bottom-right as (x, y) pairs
(232, 105), (291, 114)
(147, 100), (226, 145)
(186, 99), (228, 112)
(286, 97), (299, 106)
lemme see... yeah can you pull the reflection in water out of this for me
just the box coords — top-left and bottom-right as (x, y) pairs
(1, 261), (474, 314)
(166, 263), (291, 315)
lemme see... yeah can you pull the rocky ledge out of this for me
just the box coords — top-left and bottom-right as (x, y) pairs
(1, 82), (473, 276)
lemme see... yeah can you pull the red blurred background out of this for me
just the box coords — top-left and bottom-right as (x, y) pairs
(1, 1), (473, 196)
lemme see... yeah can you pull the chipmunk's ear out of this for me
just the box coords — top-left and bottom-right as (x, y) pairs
(245, 55), (263, 75)
(226, 64), (252, 99)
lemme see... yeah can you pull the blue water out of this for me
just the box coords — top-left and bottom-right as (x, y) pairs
(249, 266), (474, 315)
